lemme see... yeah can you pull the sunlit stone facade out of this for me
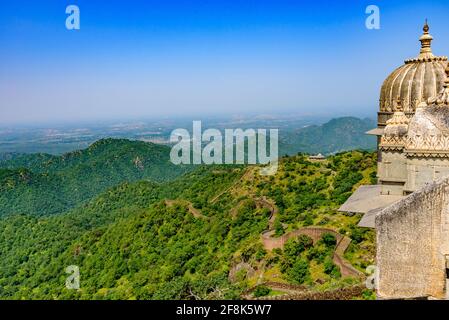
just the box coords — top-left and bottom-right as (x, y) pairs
(376, 22), (449, 300)
(377, 23), (449, 196)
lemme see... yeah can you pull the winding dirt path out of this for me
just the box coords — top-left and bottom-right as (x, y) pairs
(261, 226), (363, 278)
(164, 199), (210, 220)
(167, 167), (363, 281)
(258, 199), (364, 279)
(255, 197), (278, 229)
(210, 167), (255, 204)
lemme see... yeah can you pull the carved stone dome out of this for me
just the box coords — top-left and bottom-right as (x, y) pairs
(379, 22), (448, 126)
(405, 64), (449, 157)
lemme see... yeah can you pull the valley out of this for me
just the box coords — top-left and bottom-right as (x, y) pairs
(0, 139), (376, 299)
(0, 116), (376, 156)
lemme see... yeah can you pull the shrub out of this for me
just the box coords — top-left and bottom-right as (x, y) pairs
(297, 234), (313, 252)
(288, 259), (310, 284)
(323, 257), (341, 279)
(362, 289), (376, 300)
(255, 248), (267, 261)
(274, 219), (285, 237)
(349, 226), (364, 244)
(303, 213), (314, 226)
(320, 233), (337, 248)
(253, 285), (271, 297)
(308, 245), (330, 264)
(283, 235), (313, 262)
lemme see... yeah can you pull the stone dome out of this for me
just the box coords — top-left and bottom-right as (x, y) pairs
(379, 22), (448, 126)
(405, 64), (449, 156)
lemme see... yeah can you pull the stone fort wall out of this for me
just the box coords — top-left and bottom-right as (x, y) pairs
(261, 227), (363, 278)
(261, 227), (343, 251)
(376, 176), (449, 299)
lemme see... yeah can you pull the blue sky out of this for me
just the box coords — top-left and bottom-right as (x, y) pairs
(1, 0), (449, 124)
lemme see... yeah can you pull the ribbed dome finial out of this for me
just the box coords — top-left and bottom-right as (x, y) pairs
(379, 20), (448, 122)
(419, 19), (434, 58)
(423, 19), (429, 33)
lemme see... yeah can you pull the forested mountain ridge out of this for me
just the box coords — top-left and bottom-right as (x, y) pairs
(0, 138), (183, 174)
(0, 117), (377, 157)
(280, 117), (376, 155)
(0, 139), (192, 217)
(0, 146), (377, 300)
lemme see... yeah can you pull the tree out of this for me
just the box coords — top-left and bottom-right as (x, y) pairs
(303, 213), (314, 226)
(288, 259), (310, 284)
(297, 234), (313, 252)
(253, 285), (271, 297)
(320, 233), (337, 248)
(274, 219), (284, 236)
(350, 226), (365, 244)
(324, 257), (341, 279)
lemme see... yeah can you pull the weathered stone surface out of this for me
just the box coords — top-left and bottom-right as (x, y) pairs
(376, 176), (449, 299)
(359, 207), (384, 228)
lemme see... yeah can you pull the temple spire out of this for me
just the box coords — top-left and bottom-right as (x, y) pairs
(419, 19), (434, 58)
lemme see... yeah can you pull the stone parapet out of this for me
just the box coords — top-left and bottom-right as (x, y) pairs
(376, 175), (449, 299)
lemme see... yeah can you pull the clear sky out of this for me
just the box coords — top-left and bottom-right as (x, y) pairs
(1, 0), (449, 125)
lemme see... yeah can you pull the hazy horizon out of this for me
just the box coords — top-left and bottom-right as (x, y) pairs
(0, 109), (374, 128)
(2, 0), (449, 125)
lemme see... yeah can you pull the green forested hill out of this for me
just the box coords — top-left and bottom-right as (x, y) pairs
(0, 150), (376, 300)
(0, 139), (191, 217)
(0, 138), (185, 175)
(0, 152), (55, 170)
(280, 117), (376, 155)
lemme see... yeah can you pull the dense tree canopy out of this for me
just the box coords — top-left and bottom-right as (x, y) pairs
(0, 139), (192, 217)
(0, 140), (376, 299)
